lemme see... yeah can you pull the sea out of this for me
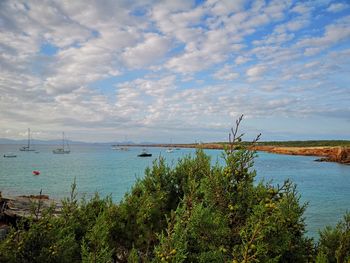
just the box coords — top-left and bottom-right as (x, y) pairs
(1, 144), (349, 239)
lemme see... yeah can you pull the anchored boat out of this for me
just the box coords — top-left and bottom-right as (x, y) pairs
(138, 149), (152, 157)
(19, 128), (36, 152)
(53, 132), (70, 154)
(4, 153), (17, 158)
(32, 170), (40, 176)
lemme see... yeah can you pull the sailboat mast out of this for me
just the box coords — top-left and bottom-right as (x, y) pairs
(28, 128), (30, 148)
(62, 132), (65, 150)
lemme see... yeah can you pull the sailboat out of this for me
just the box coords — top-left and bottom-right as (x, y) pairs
(111, 145), (129, 151)
(166, 138), (174, 153)
(19, 128), (36, 151)
(53, 132), (70, 154)
(166, 148), (174, 153)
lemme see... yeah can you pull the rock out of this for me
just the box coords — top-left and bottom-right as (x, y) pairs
(1, 196), (62, 221)
(18, 194), (49, 200)
(0, 225), (10, 240)
(314, 158), (327, 162)
(336, 147), (350, 163)
(252, 146), (350, 165)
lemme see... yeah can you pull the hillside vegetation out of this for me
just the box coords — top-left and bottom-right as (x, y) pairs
(1, 117), (349, 262)
(254, 140), (350, 147)
(208, 140), (350, 147)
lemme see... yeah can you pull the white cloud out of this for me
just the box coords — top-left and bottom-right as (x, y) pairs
(286, 19), (309, 31)
(263, 0), (291, 20)
(327, 3), (349, 13)
(235, 56), (251, 65)
(246, 65), (267, 78)
(122, 33), (170, 68)
(291, 3), (312, 15)
(1, 0), (350, 141)
(133, 75), (176, 96)
(297, 15), (350, 54)
(275, 18), (310, 33)
(208, 0), (246, 15)
(213, 65), (239, 81)
(304, 47), (323, 56)
(43, 44), (116, 94)
(304, 61), (321, 68)
(253, 32), (294, 45)
(151, 1), (202, 35)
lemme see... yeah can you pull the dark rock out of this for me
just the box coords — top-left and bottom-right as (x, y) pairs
(315, 158), (327, 162)
(0, 225), (10, 240)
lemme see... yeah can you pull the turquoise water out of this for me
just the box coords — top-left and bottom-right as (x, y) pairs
(1, 144), (349, 239)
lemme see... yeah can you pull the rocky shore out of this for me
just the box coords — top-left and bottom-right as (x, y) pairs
(252, 146), (350, 164)
(0, 193), (62, 239)
(0, 194), (62, 219)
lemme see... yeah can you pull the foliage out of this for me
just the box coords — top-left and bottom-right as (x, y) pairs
(0, 182), (113, 263)
(316, 213), (350, 263)
(0, 115), (348, 262)
(151, 115), (314, 263)
(253, 140), (350, 147)
(81, 211), (113, 263)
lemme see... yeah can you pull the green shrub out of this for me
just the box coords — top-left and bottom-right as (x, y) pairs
(316, 213), (350, 263)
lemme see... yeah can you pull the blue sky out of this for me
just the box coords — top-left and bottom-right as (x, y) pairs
(0, 0), (349, 142)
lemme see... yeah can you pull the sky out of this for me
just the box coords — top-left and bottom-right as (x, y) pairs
(0, 0), (349, 143)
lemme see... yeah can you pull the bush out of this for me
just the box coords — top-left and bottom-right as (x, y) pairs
(151, 116), (314, 263)
(0, 182), (113, 263)
(316, 213), (350, 263)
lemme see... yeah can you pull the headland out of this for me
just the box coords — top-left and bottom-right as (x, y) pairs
(122, 141), (350, 164)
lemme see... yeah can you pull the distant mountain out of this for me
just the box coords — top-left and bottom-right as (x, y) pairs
(0, 138), (20, 144)
(0, 138), (142, 145)
(110, 141), (136, 146)
(0, 138), (89, 145)
(139, 141), (157, 145)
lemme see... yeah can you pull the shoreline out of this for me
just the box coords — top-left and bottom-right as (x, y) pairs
(122, 143), (350, 164)
(0, 193), (62, 223)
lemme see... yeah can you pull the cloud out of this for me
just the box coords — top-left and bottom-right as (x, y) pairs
(291, 3), (312, 15)
(208, 0), (246, 15)
(297, 15), (350, 55)
(253, 32), (294, 46)
(327, 3), (349, 13)
(304, 47), (323, 56)
(122, 33), (170, 68)
(0, 0), (349, 141)
(235, 56), (251, 65)
(274, 18), (310, 33)
(213, 65), (239, 81)
(246, 65), (267, 78)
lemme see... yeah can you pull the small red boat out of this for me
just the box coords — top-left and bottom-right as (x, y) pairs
(32, 170), (40, 175)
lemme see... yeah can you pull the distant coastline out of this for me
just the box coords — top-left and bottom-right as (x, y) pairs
(120, 142), (350, 165)
(2, 138), (350, 164)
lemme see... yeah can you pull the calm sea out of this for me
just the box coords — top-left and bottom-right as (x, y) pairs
(1, 144), (349, 239)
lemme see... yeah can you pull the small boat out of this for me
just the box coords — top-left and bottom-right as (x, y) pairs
(53, 132), (70, 154)
(112, 146), (129, 151)
(120, 147), (129, 151)
(4, 153), (17, 158)
(32, 170), (40, 175)
(138, 149), (152, 157)
(166, 148), (174, 153)
(19, 128), (36, 151)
